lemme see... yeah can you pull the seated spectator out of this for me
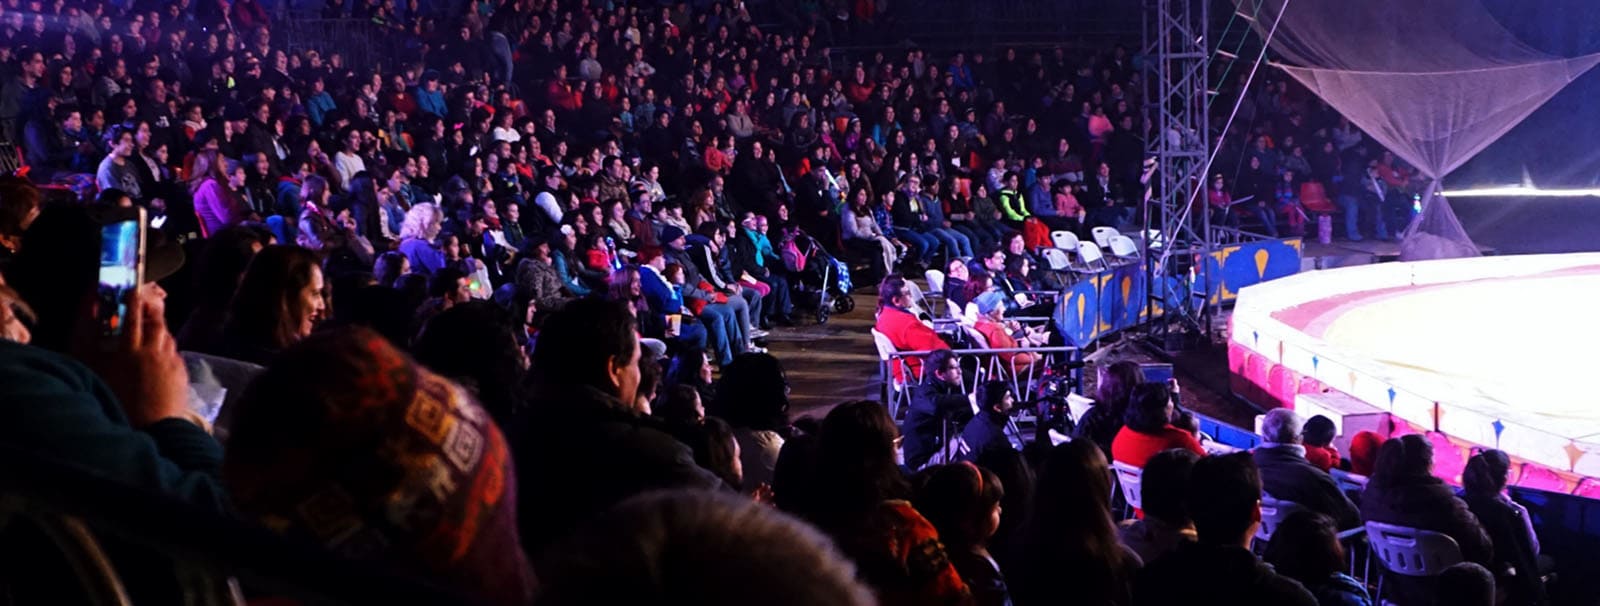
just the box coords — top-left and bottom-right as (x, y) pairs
(916, 462), (1012, 606)
(0, 283), (226, 512)
(1111, 382), (1205, 469)
(512, 299), (722, 555)
(680, 416), (744, 490)
(1437, 562), (1496, 606)
(1134, 452), (1318, 606)
(942, 256), (971, 307)
(1348, 430), (1384, 476)
(1119, 448), (1201, 564)
(411, 301), (529, 429)
(1360, 434), (1494, 604)
(216, 245), (327, 365)
(397, 203), (447, 276)
(904, 349), (973, 470)
(710, 353), (793, 494)
(783, 400), (970, 606)
(1253, 409), (1359, 529)
(873, 274), (950, 383)
(1302, 415), (1340, 472)
(960, 380), (1015, 462)
(191, 149), (250, 236)
(1075, 360), (1143, 457)
(1007, 440), (1140, 606)
(842, 187), (899, 284)
(637, 248), (711, 352)
(655, 384), (707, 429)
(534, 490), (873, 606)
(1263, 511), (1373, 606)
(514, 234), (575, 311)
(223, 328), (534, 605)
(972, 291), (1045, 372)
(974, 445), (1034, 566)
(1462, 449), (1548, 606)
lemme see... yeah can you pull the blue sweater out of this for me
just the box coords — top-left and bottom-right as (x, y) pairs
(414, 86), (447, 118)
(0, 341), (228, 512)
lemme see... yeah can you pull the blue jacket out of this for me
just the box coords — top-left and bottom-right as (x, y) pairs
(414, 86), (447, 118)
(399, 238), (446, 276)
(639, 265), (682, 315)
(305, 91), (337, 126)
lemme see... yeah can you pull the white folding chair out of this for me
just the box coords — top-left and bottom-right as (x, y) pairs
(1143, 229), (1165, 250)
(1091, 226), (1120, 249)
(1050, 230), (1081, 251)
(1111, 461), (1143, 519)
(870, 328), (907, 418)
(946, 299), (965, 322)
(1254, 494), (1309, 544)
(1108, 234), (1141, 264)
(1365, 521), (1464, 600)
(1041, 247), (1074, 272)
(1077, 241), (1109, 272)
(924, 269), (946, 296)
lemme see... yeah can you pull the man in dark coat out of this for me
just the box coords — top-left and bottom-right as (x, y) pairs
(959, 380), (1014, 462)
(511, 299), (723, 555)
(1253, 408), (1360, 529)
(1135, 453), (1318, 606)
(902, 349), (971, 469)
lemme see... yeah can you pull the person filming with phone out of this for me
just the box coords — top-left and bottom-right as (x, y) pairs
(0, 201), (227, 513)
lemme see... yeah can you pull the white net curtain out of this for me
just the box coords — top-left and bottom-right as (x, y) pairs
(1240, 0), (1600, 260)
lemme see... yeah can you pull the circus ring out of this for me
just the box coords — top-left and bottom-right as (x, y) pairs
(1230, 253), (1600, 496)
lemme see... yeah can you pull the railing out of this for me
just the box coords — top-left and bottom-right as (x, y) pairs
(279, 18), (417, 73)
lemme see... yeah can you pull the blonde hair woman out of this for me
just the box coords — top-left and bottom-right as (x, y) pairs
(397, 203), (447, 275)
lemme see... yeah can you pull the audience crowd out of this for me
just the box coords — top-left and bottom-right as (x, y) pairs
(0, 0), (1541, 604)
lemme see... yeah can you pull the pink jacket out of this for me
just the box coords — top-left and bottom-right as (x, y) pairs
(193, 179), (243, 236)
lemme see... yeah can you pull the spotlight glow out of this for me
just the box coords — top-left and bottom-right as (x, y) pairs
(1440, 185), (1600, 197)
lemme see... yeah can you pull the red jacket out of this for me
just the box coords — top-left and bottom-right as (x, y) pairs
(874, 306), (948, 383)
(1111, 424), (1205, 469)
(1304, 444), (1339, 472)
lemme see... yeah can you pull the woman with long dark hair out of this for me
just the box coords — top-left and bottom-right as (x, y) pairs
(788, 400), (970, 606)
(1073, 360), (1144, 456)
(190, 149), (247, 236)
(218, 245), (327, 364)
(1006, 439), (1140, 606)
(1361, 434), (1494, 604)
(1462, 449), (1546, 606)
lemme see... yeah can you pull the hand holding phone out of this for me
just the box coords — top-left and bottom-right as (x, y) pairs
(78, 284), (191, 428)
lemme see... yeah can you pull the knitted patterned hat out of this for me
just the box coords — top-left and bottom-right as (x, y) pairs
(224, 328), (535, 605)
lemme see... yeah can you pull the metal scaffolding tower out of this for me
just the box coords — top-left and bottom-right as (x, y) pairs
(1141, 0), (1213, 346)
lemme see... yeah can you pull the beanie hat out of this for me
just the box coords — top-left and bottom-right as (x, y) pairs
(224, 328), (535, 605)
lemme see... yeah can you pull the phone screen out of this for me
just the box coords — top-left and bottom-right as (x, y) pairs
(97, 216), (145, 337)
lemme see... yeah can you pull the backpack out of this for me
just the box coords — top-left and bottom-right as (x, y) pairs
(780, 232), (808, 273)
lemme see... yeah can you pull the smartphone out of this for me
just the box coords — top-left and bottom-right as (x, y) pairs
(96, 207), (147, 339)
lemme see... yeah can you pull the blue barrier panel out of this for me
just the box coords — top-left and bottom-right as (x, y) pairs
(1053, 238), (1302, 348)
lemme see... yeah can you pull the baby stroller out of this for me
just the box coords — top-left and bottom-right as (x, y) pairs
(781, 228), (856, 324)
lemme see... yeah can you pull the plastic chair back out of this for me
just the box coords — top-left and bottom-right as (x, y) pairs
(1330, 469), (1369, 495)
(1255, 494), (1309, 543)
(962, 324), (990, 349)
(1050, 230), (1080, 250)
(1109, 234), (1140, 258)
(947, 300), (966, 323)
(924, 269), (945, 296)
(1111, 461), (1144, 511)
(1365, 521), (1464, 577)
(870, 328), (897, 362)
(1077, 241), (1107, 270)
(1091, 226), (1120, 249)
(1042, 247), (1073, 271)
